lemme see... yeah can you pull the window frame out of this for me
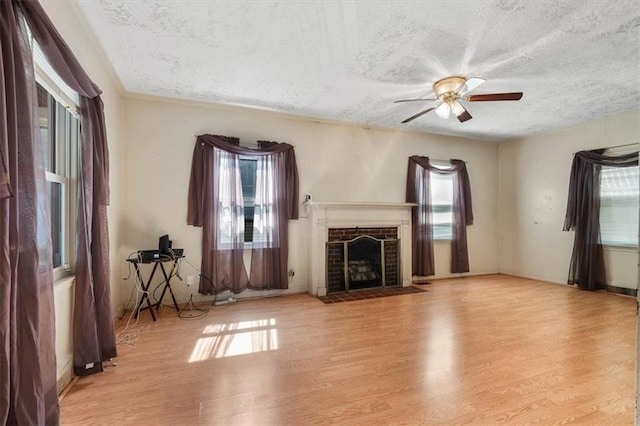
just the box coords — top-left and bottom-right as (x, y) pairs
(220, 150), (278, 249)
(34, 44), (80, 281)
(599, 164), (639, 249)
(430, 163), (454, 242)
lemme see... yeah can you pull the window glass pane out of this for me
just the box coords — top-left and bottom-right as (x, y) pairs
(239, 158), (257, 242)
(599, 166), (639, 246)
(37, 83), (55, 172)
(70, 111), (79, 156)
(430, 172), (453, 240)
(244, 206), (254, 240)
(240, 159), (257, 200)
(56, 102), (70, 175)
(50, 181), (64, 268)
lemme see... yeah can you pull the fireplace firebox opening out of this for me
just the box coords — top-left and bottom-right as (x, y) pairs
(326, 228), (400, 294)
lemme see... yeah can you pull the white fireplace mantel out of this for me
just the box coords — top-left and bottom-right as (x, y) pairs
(305, 201), (416, 296)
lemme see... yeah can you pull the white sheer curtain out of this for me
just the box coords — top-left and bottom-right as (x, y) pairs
(252, 155), (278, 248)
(216, 148), (245, 248)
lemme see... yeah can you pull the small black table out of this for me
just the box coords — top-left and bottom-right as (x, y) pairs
(127, 255), (183, 321)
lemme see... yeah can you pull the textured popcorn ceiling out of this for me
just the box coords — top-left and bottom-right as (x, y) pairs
(76, 0), (640, 141)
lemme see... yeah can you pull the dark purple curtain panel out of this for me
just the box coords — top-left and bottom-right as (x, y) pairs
(187, 135), (298, 294)
(73, 96), (116, 376)
(19, 0), (116, 377)
(450, 159), (473, 273)
(406, 156), (473, 276)
(406, 158), (434, 275)
(1, 2), (58, 423)
(1, 0), (115, 423)
(563, 149), (638, 291)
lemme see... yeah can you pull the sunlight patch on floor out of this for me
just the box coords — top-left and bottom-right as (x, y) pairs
(423, 312), (458, 392)
(189, 319), (278, 362)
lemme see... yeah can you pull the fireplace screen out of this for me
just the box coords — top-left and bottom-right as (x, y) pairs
(326, 235), (400, 294)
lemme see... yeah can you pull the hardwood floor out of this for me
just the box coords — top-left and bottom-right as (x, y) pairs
(60, 274), (636, 425)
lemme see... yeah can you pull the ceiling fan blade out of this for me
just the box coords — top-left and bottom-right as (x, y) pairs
(454, 102), (472, 123)
(457, 77), (486, 96)
(457, 110), (472, 122)
(394, 98), (438, 103)
(402, 107), (436, 124)
(466, 92), (523, 102)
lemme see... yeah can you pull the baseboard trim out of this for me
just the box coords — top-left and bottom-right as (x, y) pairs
(58, 376), (78, 401)
(56, 365), (73, 395)
(499, 272), (637, 297)
(604, 285), (637, 297)
(412, 272), (498, 282)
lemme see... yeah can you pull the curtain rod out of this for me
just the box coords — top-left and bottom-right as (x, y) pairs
(574, 141), (639, 154)
(193, 134), (296, 147)
(601, 141), (638, 149)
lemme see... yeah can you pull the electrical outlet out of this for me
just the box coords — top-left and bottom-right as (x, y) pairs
(288, 268), (295, 277)
(187, 275), (194, 286)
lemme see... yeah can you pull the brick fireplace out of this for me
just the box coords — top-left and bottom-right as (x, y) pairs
(326, 227), (399, 294)
(305, 201), (415, 296)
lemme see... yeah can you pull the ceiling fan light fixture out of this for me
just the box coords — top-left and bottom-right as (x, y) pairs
(435, 102), (451, 118)
(450, 101), (465, 117)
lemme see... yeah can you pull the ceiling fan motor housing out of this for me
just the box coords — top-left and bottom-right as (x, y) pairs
(433, 76), (466, 100)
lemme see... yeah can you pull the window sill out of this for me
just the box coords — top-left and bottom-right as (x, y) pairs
(434, 239), (453, 244)
(242, 242), (270, 249)
(602, 244), (638, 253)
(54, 274), (75, 291)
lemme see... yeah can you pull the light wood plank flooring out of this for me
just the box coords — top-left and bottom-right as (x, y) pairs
(60, 274), (636, 425)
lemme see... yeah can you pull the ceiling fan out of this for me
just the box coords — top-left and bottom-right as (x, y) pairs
(395, 76), (523, 124)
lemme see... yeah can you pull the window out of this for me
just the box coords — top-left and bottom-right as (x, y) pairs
(217, 151), (279, 247)
(430, 171), (453, 240)
(35, 44), (79, 278)
(599, 165), (639, 247)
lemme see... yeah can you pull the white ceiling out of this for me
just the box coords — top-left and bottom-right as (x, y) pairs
(76, 0), (640, 141)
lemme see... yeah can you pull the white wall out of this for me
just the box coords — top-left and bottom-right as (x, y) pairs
(40, 0), (124, 388)
(121, 95), (499, 302)
(498, 111), (639, 289)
